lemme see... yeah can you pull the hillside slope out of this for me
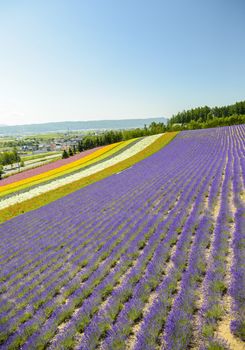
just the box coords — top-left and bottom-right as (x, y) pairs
(0, 125), (244, 349)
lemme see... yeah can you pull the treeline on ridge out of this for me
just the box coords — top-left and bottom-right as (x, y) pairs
(62, 122), (164, 158)
(168, 100), (245, 128)
(63, 100), (245, 158)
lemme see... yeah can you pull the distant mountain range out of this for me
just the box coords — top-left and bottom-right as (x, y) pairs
(0, 117), (168, 135)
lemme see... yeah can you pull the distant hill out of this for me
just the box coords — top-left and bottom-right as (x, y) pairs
(0, 117), (168, 135)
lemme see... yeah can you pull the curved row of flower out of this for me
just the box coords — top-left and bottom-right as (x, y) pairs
(0, 134), (162, 210)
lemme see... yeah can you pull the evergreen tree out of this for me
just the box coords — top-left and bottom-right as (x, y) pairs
(68, 147), (73, 156)
(77, 140), (84, 152)
(0, 165), (3, 180)
(62, 149), (69, 159)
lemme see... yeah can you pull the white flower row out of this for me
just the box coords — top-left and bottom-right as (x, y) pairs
(0, 134), (162, 210)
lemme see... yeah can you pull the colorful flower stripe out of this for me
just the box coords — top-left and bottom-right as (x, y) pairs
(0, 147), (103, 186)
(0, 142), (123, 194)
(0, 136), (159, 206)
(0, 132), (177, 223)
(0, 138), (141, 204)
(0, 139), (138, 198)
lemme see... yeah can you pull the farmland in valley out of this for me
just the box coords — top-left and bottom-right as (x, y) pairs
(0, 126), (244, 350)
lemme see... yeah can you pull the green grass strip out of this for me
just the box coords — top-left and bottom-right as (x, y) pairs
(0, 132), (178, 224)
(22, 152), (61, 162)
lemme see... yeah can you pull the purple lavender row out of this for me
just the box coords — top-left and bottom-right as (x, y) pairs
(1, 164), (179, 348)
(199, 143), (234, 348)
(0, 167), (167, 300)
(163, 214), (214, 349)
(0, 198), (137, 322)
(134, 128), (227, 350)
(1, 199), (149, 346)
(3, 129), (216, 348)
(230, 125), (245, 341)
(0, 201), (134, 309)
(86, 132), (222, 350)
(23, 157), (195, 350)
(162, 128), (230, 349)
(18, 136), (202, 348)
(0, 135), (189, 348)
(0, 127), (195, 262)
(0, 144), (189, 304)
(20, 203), (172, 348)
(0, 187), (103, 261)
(0, 198), (112, 286)
(101, 152), (215, 350)
(3, 211), (146, 348)
(59, 130), (214, 345)
(0, 163), (147, 266)
(134, 207), (202, 350)
(52, 183), (185, 349)
(0, 125), (243, 349)
(0, 178), (163, 328)
(0, 145), (180, 276)
(7, 170), (180, 350)
(51, 212), (171, 349)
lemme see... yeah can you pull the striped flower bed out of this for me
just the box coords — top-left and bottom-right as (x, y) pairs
(0, 147), (104, 186)
(0, 132), (177, 223)
(0, 126), (243, 350)
(0, 143), (122, 195)
(0, 135), (161, 209)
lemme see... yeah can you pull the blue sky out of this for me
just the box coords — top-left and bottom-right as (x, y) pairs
(0, 0), (244, 125)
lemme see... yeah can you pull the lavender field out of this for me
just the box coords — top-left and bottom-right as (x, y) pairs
(0, 125), (244, 350)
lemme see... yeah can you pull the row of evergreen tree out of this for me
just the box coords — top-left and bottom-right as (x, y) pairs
(62, 122), (166, 158)
(169, 114), (245, 131)
(168, 100), (245, 125)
